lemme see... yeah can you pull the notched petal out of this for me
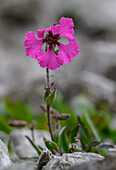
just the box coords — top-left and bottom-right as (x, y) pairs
(51, 25), (60, 35)
(59, 17), (75, 42)
(24, 31), (43, 59)
(37, 29), (45, 38)
(37, 49), (61, 70)
(57, 41), (79, 64)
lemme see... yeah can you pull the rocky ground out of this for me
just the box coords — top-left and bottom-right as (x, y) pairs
(0, 0), (116, 169)
(0, 129), (116, 170)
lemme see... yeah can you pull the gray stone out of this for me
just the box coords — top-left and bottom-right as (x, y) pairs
(0, 0), (40, 25)
(68, 155), (116, 170)
(37, 149), (104, 170)
(0, 132), (9, 146)
(10, 128), (50, 158)
(37, 148), (54, 170)
(4, 161), (35, 170)
(0, 139), (12, 169)
(0, 48), (45, 114)
(73, 0), (116, 30)
(77, 71), (116, 105)
(58, 70), (116, 110)
(56, 39), (116, 103)
(33, 0), (116, 31)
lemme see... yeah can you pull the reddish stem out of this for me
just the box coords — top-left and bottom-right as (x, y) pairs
(46, 67), (54, 141)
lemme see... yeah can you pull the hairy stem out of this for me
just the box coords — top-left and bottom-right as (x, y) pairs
(46, 67), (54, 141)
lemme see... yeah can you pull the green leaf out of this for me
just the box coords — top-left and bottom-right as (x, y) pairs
(0, 100), (7, 116)
(86, 141), (102, 152)
(5, 99), (34, 122)
(16, 100), (34, 122)
(5, 99), (16, 119)
(46, 89), (56, 105)
(43, 138), (58, 153)
(61, 131), (69, 153)
(25, 136), (42, 155)
(70, 125), (79, 143)
(0, 115), (11, 133)
(7, 138), (19, 161)
(53, 129), (60, 146)
(17, 157), (39, 162)
(99, 149), (107, 156)
(52, 93), (77, 131)
(84, 113), (101, 141)
(36, 113), (48, 131)
(44, 91), (48, 103)
(8, 139), (12, 158)
(78, 116), (91, 148)
(59, 126), (69, 153)
(103, 128), (116, 143)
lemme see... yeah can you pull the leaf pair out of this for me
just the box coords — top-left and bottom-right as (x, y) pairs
(44, 89), (56, 105)
(78, 116), (104, 153)
(54, 126), (69, 154)
(43, 137), (58, 154)
(26, 135), (58, 155)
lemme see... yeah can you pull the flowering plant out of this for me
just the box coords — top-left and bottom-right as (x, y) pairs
(23, 17), (79, 143)
(8, 17), (106, 157)
(5, 17), (114, 167)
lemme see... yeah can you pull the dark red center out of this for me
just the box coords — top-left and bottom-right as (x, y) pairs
(43, 31), (60, 49)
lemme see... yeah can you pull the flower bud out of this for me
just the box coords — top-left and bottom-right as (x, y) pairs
(8, 120), (28, 128)
(51, 113), (70, 120)
(44, 84), (51, 90)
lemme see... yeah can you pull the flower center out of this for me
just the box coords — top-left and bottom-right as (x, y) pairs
(43, 31), (60, 50)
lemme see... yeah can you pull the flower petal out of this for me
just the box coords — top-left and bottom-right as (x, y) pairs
(37, 29), (45, 38)
(37, 27), (52, 38)
(57, 50), (71, 64)
(57, 41), (79, 64)
(51, 25), (60, 35)
(51, 17), (76, 42)
(37, 49), (61, 70)
(24, 32), (43, 59)
(59, 17), (76, 42)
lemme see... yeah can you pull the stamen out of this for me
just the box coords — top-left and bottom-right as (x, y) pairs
(43, 31), (60, 52)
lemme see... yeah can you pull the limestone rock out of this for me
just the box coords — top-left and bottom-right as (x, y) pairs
(4, 161), (35, 170)
(68, 154), (116, 170)
(10, 128), (50, 158)
(37, 148), (54, 170)
(37, 149), (103, 170)
(34, 0), (116, 31)
(0, 0), (40, 26)
(77, 71), (116, 105)
(0, 139), (12, 169)
(0, 132), (9, 145)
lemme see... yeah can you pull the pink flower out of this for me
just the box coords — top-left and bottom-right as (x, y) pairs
(24, 17), (79, 70)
